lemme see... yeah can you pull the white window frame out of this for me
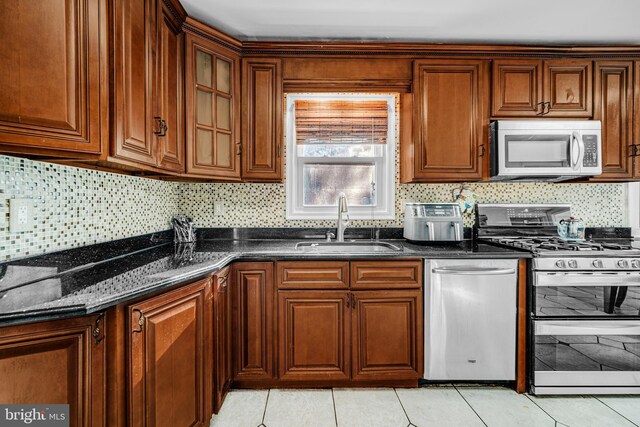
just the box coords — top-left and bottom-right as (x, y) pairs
(285, 93), (396, 220)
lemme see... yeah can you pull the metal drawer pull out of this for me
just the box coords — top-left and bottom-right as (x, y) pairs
(132, 309), (145, 333)
(432, 267), (515, 275)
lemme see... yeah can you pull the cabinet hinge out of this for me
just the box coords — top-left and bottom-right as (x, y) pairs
(236, 142), (242, 156)
(631, 144), (639, 157)
(479, 145), (486, 157)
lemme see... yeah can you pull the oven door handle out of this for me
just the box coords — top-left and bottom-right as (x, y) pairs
(535, 272), (640, 286)
(535, 320), (640, 336)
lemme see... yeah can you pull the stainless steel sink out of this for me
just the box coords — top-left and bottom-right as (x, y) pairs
(294, 241), (403, 253)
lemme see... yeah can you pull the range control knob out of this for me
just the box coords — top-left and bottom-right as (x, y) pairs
(555, 260), (566, 268)
(632, 259), (640, 269)
(618, 259), (629, 268)
(568, 259), (578, 268)
(592, 259), (604, 268)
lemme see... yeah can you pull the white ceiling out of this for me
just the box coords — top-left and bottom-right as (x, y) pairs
(181, 0), (640, 44)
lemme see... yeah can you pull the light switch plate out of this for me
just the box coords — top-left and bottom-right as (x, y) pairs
(213, 201), (224, 217)
(9, 199), (34, 233)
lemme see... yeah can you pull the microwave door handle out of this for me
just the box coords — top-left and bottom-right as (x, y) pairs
(571, 131), (583, 170)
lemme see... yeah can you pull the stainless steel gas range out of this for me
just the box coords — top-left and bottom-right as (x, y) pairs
(476, 204), (640, 395)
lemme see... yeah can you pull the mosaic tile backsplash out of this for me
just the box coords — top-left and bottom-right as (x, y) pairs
(0, 153), (627, 261)
(1, 155), (179, 260)
(178, 181), (626, 229)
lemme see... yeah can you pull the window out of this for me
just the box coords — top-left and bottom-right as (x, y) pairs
(286, 94), (396, 220)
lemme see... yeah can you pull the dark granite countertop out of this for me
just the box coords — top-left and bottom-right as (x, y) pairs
(0, 229), (530, 325)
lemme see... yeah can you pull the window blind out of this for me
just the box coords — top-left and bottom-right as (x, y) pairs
(294, 99), (388, 145)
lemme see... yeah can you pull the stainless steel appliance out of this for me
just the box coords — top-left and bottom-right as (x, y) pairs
(476, 203), (640, 395)
(490, 120), (602, 182)
(424, 259), (518, 381)
(403, 203), (463, 243)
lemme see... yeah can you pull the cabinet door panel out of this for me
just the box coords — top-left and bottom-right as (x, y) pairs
(185, 34), (241, 179)
(277, 261), (349, 290)
(233, 262), (275, 381)
(492, 60), (543, 117)
(544, 60), (593, 117)
(278, 291), (351, 381)
(242, 58), (283, 182)
(0, 0), (105, 155)
(112, 0), (156, 165)
(214, 267), (232, 413)
(352, 290), (422, 381)
(0, 315), (106, 427)
(128, 280), (209, 427)
(155, 1), (184, 172)
(592, 61), (633, 181)
(634, 61), (640, 179)
(411, 60), (488, 181)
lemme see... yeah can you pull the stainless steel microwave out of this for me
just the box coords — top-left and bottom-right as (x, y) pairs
(490, 120), (602, 182)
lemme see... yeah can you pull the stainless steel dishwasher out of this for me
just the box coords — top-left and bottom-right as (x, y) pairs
(424, 259), (518, 381)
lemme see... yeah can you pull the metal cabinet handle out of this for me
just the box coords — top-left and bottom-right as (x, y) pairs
(132, 309), (145, 333)
(92, 313), (104, 345)
(153, 117), (167, 136)
(345, 294), (350, 308)
(536, 102), (545, 115)
(432, 267), (515, 275)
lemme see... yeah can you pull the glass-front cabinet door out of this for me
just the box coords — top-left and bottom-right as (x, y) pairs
(185, 33), (240, 179)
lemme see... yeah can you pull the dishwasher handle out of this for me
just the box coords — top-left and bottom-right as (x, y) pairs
(432, 266), (516, 276)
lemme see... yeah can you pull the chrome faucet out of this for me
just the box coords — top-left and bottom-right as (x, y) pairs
(336, 192), (350, 242)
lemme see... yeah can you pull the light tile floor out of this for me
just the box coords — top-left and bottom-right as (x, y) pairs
(210, 386), (640, 427)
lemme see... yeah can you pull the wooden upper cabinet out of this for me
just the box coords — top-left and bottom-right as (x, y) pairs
(185, 33), (241, 179)
(492, 59), (593, 117)
(127, 279), (211, 427)
(0, 314), (106, 427)
(242, 58), (283, 182)
(351, 290), (422, 381)
(407, 59), (489, 182)
(0, 0), (107, 157)
(278, 291), (351, 382)
(635, 61), (640, 179)
(155, 0), (185, 172)
(233, 262), (275, 382)
(492, 60), (543, 117)
(112, 0), (185, 172)
(592, 61), (634, 181)
(543, 60), (593, 117)
(112, 0), (157, 166)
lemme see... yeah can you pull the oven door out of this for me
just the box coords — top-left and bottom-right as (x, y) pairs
(534, 272), (640, 317)
(533, 320), (640, 394)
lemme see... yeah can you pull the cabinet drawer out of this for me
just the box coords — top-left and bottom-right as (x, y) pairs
(351, 261), (422, 289)
(277, 261), (349, 289)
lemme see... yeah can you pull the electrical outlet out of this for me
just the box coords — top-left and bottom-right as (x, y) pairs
(9, 199), (34, 233)
(213, 201), (225, 217)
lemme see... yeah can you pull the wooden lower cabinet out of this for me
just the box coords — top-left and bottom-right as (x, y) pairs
(0, 314), (106, 427)
(232, 262), (275, 382)
(127, 278), (211, 427)
(213, 267), (232, 413)
(351, 290), (422, 381)
(278, 291), (351, 381)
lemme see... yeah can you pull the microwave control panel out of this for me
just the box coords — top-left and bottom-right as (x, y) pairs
(582, 135), (599, 167)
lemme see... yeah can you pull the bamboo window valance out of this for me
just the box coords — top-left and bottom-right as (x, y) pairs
(294, 99), (388, 145)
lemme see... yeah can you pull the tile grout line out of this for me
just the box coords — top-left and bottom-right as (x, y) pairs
(331, 388), (339, 427)
(522, 394), (561, 425)
(594, 396), (640, 427)
(392, 388), (413, 426)
(452, 385), (488, 427)
(260, 389), (271, 427)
